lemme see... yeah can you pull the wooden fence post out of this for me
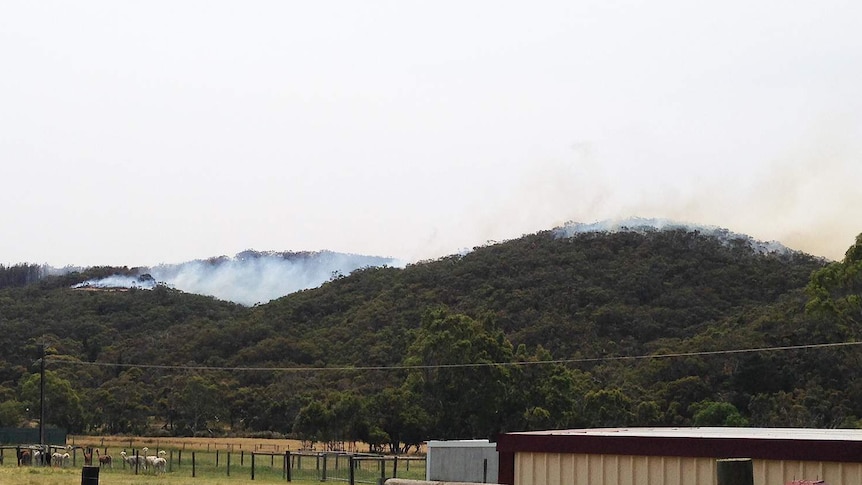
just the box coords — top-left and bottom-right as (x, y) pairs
(285, 451), (291, 482)
(252, 452), (256, 480)
(192, 451), (196, 478)
(227, 451), (231, 477)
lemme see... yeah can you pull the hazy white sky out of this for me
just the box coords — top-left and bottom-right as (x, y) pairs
(3, 1), (861, 267)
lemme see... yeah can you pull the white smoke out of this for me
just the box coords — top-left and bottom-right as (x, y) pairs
(74, 274), (157, 290)
(554, 217), (794, 255)
(71, 250), (404, 306)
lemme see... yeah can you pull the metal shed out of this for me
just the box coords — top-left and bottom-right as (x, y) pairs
(427, 439), (499, 483)
(496, 427), (862, 485)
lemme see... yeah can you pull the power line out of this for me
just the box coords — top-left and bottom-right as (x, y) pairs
(45, 340), (862, 373)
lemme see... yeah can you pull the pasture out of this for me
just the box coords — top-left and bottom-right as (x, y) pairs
(1, 436), (426, 485)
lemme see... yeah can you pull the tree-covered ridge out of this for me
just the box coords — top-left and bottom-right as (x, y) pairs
(3, 227), (858, 452)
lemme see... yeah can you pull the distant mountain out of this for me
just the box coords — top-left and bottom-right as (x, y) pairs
(1, 219), (851, 440)
(74, 250), (404, 305)
(555, 217), (796, 256)
(24, 218), (818, 306)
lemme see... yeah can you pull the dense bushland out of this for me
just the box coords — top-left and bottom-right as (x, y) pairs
(3, 228), (861, 452)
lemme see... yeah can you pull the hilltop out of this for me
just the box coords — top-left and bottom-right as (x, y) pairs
(1, 224), (860, 451)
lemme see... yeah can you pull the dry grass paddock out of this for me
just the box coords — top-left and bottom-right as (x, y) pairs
(0, 465), (322, 485)
(2, 436), (425, 484)
(68, 435), (368, 453)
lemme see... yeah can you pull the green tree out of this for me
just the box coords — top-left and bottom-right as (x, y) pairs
(690, 400), (748, 426)
(403, 308), (514, 439)
(806, 233), (862, 335)
(93, 368), (151, 434)
(19, 370), (86, 432)
(172, 374), (225, 436)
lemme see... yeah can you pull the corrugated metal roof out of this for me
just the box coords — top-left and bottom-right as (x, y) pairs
(510, 427), (862, 442)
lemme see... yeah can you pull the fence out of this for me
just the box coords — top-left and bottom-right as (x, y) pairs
(0, 446), (426, 485)
(125, 449), (425, 484)
(288, 452), (425, 484)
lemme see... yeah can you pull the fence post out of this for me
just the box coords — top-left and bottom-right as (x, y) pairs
(322, 454), (327, 482)
(217, 449), (220, 467)
(348, 456), (355, 485)
(242, 450), (245, 466)
(393, 456), (398, 479)
(169, 450), (173, 473)
(381, 457), (386, 482)
(252, 452), (256, 481)
(228, 452), (231, 477)
(716, 458), (753, 485)
(192, 452), (196, 478)
(286, 451), (291, 482)
(178, 449), (182, 468)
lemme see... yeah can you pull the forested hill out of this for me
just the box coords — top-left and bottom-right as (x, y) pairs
(3, 227), (862, 451)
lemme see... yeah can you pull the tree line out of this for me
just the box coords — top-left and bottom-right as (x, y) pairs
(1, 228), (861, 453)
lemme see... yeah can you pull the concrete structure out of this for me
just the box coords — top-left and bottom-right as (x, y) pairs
(427, 439), (499, 483)
(496, 427), (862, 485)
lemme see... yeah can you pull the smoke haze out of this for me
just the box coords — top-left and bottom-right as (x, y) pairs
(75, 251), (404, 306)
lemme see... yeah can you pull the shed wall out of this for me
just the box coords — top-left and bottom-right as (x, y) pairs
(427, 440), (499, 483)
(514, 452), (862, 485)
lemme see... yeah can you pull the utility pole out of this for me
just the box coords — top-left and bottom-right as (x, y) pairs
(39, 343), (45, 447)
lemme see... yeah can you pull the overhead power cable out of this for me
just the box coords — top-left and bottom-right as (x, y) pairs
(44, 340), (862, 373)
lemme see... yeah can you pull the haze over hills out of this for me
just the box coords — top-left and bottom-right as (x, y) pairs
(0, 215), (855, 441)
(62, 218), (813, 305)
(56, 218), (810, 305)
(74, 250), (404, 306)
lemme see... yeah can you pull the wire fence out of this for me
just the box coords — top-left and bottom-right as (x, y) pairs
(1, 446), (426, 484)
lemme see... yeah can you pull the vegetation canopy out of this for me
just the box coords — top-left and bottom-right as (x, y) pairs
(2, 228), (860, 451)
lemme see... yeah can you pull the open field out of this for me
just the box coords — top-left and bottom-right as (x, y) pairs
(67, 435), (372, 454)
(0, 466), (322, 485)
(2, 436), (426, 485)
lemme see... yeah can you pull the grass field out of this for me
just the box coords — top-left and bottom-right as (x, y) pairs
(1, 436), (426, 485)
(0, 465), (323, 485)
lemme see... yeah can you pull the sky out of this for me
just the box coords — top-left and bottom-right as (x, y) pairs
(2, 1), (861, 268)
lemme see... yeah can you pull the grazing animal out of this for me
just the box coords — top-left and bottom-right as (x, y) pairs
(119, 450), (145, 470)
(152, 456), (167, 474)
(94, 448), (113, 468)
(83, 447), (93, 466)
(141, 447), (167, 474)
(17, 448), (32, 466)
